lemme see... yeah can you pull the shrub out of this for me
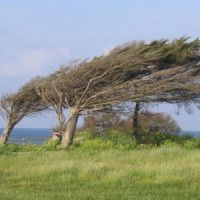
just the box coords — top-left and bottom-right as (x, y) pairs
(161, 140), (181, 148)
(41, 139), (60, 151)
(106, 130), (137, 148)
(79, 130), (137, 151)
(137, 111), (181, 134)
(80, 112), (121, 135)
(182, 139), (200, 149)
(141, 132), (176, 145)
(80, 111), (181, 137)
(141, 131), (195, 146)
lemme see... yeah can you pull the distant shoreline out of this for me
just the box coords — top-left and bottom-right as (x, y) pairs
(0, 128), (200, 138)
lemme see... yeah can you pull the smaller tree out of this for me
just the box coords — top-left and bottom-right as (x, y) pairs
(0, 78), (47, 144)
(134, 111), (181, 134)
(81, 111), (181, 136)
(35, 73), (67, 134)
(82, 112), (121, 135)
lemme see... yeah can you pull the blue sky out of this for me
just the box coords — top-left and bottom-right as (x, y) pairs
(0, 0), (200, 130)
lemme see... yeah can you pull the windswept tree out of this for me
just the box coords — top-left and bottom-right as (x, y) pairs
(35, 72), (67, 133)
(34, 64), (80, 137)
(45, 38), (200, 148)
(2, 38), (199, 147)
(107, 38), (200, 141)
(0, 78), (47, 144)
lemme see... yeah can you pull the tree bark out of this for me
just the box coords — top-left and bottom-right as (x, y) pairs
(132, 102), (141, 143)
(0, 122), (15, 145)
(56, 108), (66, 130)
(61, 112), (79, 148)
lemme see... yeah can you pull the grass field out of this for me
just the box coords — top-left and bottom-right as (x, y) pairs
(0, 147), (200, 200)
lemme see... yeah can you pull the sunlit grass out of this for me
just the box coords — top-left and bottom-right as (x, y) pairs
(0, 147), (200, 199)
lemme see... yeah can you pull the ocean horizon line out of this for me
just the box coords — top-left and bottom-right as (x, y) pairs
(0, 128), (200, 132)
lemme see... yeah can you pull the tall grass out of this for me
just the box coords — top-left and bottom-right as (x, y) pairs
(0, 147), (200, 200)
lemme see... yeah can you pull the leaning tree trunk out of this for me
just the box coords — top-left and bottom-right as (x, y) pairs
(56, 108), (66, 130)
(132, 102), (141, 143)
(51, 109), (66, 142)
(0, 121), (15, 145)
(61, 112), (79, 149)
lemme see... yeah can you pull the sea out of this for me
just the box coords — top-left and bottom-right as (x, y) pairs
(180, 130), (200, 138)
(0, 128), (51, 145)
(0, 128), (200, 145)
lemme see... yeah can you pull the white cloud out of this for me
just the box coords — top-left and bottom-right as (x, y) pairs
(0, 47), (70, 77)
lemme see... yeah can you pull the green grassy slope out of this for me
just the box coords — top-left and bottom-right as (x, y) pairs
(0, 147), (200, 200)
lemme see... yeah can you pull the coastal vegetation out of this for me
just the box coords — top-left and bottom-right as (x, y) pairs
(1, 135), (200, 200)
(0, 37), (200, 199)
(0, 113), (200, 199)
(1, 37), (200, 148)
(1, 1), (200, 199)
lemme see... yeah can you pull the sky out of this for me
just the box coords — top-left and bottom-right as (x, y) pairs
(0, 0), (200, 130)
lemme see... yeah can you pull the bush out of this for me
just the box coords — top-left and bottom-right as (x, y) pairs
(80, 111), (181, 137)
(41, 139), (61, 151)
(80, 112), (121, 135)
(137, 111), (181, 134)
(78, 130), (200, 150)
(141, 131), (194, 146)
(141, 132), (175, 145)
(182, 139), (200, 149)
(78, 130), (137, 151)
(106, 130), (137, 148)
(161, 140), (181, 148)
(0, 130), (199, 153)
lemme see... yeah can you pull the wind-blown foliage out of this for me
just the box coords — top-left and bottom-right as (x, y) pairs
(0, 78), (47, 144)
(1, 37), (200, 147)
(40, 37), (200, 148)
